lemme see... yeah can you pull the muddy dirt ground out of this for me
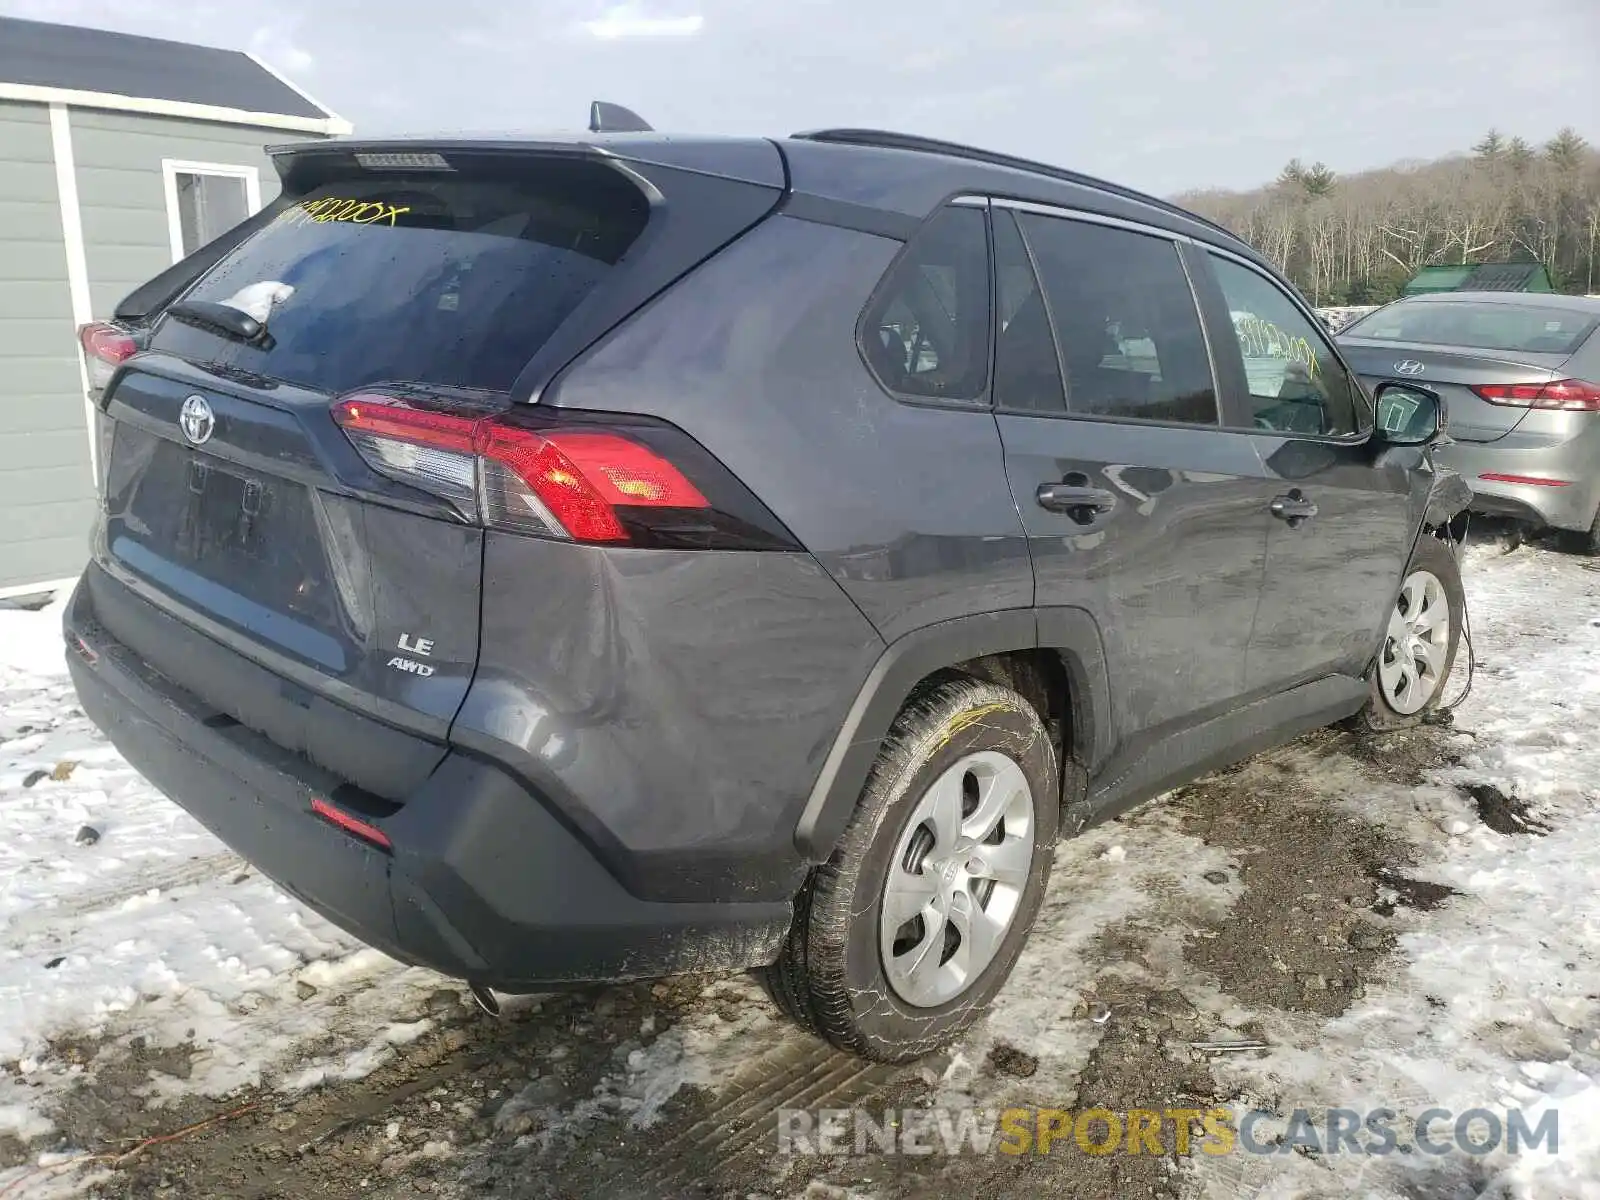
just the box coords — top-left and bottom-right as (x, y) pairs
(3, 719), (1500, 1200)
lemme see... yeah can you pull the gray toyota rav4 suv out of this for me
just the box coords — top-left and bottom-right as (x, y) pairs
(66, 122), (1471, 1061)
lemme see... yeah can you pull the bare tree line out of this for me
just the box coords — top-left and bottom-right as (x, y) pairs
(1174, 129), (1600, 305)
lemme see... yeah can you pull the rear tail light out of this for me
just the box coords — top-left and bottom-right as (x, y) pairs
(1471, 379), (1600, 412)
(77, 321), (139, 393)
(331, 391), (796, 551)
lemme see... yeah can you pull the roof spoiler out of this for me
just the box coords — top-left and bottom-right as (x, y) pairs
(589, 101), (653, 134)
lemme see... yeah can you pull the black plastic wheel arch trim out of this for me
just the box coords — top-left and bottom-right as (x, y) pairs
(793, 606), (1110, 861)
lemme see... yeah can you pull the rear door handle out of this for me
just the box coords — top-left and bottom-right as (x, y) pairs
(1270, 488), (1318, 528)
(1036, 480), (1118, 523)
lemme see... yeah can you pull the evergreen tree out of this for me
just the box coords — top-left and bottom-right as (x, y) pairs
(1546, 127), (1589, 171)
(1472, 129), (1506, 161)
(1299, 162), (1337, 197)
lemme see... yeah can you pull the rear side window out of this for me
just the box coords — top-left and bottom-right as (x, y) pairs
(1018, 214), (1218, 425)
(1343, 300), (1599, 355)
(861, 205), (990, 403)
(150, 158), (650, 395)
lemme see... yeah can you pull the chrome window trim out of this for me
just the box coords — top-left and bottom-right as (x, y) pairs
(989, 197), (1195, 244)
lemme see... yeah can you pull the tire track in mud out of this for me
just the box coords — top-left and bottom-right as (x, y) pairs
(586, 1037), (907, 1199)
(69, 987), (597, 1199)
(38, 726), (1461, 1200)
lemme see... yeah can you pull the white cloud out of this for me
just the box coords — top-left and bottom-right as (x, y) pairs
(4, 0), (1590, 196)
(1085, 5), (1156, 32)
(2, 0), (226, 43)
(579, 4), (704, 39)
(249, 25), (314, 74)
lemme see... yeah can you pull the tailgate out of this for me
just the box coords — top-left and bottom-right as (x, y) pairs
(99, 362), (482, 795)
(89, 144), (783, 799)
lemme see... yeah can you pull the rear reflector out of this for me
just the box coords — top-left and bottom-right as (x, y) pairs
(1478, 473), (1571, 488)
(1471, 379), (1600, 412)
(78, 321), (139, 392)
(331, 391), (793, 551)
(311, 796), (392, 851)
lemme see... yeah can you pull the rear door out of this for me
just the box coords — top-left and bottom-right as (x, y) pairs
(1197, 250), (1419, 690)
(989, 205), (1271, 769)
(92, 152), (682, 796)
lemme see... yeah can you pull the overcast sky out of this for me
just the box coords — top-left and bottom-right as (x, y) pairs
(4, 0), (1596, 195)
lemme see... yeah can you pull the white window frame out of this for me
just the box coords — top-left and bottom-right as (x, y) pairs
(161, 159), (263, 263)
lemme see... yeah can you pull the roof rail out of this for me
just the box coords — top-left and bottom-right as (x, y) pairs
(791, 128), (1243, 247)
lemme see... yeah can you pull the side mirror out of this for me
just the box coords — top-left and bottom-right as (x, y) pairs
(1372, 381), (1447, 446)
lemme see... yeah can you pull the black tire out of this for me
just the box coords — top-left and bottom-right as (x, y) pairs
(1354, 534), (1465, 732)
(1560, 508), (1600, 557)
(764, 675), (1059, 1061)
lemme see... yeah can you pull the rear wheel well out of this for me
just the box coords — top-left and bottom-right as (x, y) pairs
(942, 650), (1082, 814)
(795, 619), (1100, 863)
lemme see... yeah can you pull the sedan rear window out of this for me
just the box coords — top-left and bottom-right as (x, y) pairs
(1343, 300), (1598, 355)
(150, 157), (650, 394)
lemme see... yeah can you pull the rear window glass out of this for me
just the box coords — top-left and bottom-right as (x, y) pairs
(1343, 301), (1598, 355)
(150, 159), (650, 394)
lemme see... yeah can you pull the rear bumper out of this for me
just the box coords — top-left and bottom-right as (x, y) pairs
(1434, 434), (1600, 533)
(64, 576), (792, 990)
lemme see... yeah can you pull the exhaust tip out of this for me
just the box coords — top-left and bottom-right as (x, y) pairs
(467, 982), (501, 1018)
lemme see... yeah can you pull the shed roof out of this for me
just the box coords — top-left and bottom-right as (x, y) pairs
(1403, 265), (1474, 294)
(1404, 261), (1553, 296)
(1460, 262), (1552, 292)
(0, 17), (350, 135)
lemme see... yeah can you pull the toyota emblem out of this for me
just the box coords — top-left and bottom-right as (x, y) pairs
(1394, 360), (1425, 377)
(179, 395), (215, 446)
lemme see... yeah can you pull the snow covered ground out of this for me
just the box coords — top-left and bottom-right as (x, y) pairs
(0, 592), (458, 1180)
(1, 539), (1598, 1199)
(1185, 543), (1600, 1199)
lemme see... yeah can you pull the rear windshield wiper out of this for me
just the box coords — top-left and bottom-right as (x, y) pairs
(166, 299), (265, 345)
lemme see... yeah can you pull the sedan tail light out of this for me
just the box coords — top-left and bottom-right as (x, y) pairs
(1471, 379), (1600, 412)
(331, 391), (798, 551)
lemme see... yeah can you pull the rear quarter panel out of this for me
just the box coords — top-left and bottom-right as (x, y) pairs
(547, 214), (1035, 641)
(455, 538), (884, 902)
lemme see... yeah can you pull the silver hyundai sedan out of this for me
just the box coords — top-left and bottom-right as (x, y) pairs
(1339, 292), (1600, 553)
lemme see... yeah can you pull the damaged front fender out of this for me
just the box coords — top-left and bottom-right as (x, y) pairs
(1421, 461), (1474, 530)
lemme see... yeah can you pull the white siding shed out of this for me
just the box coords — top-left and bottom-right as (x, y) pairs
(0, 16), (349, 597)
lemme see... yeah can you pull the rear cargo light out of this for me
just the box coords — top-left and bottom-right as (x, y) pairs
(331, 392), (795, 551)
(1471, 379), (1600, 412)
(78, 321), (139, 392)
(311, 796), (392, 851)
